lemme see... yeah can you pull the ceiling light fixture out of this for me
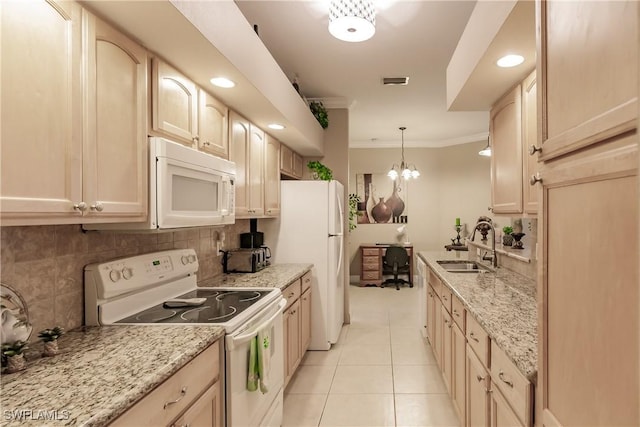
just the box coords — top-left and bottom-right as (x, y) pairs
(267, 123), (285, 130)
(479, 137), (492, 157)
(328, 0), (376, 43)
(496, 54), (525, 68)
(388, 127), (419, 180)
(210, 77), (235, 88)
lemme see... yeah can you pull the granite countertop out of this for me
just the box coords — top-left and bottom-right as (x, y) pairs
(418, 251), (537, 381)
(198, 263), (313, 290)
(1, 325), (224, 427)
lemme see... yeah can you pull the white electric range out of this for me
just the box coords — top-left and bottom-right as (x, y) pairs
(84, 249), (285, 427)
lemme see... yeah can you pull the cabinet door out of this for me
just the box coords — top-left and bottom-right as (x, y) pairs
(83, 11), (147, 220)
(466, 345), (489, 427)
(171, 383), (222, 427)
(490, 84), (523, 214)
(264, 134), (281, 216)
(248, 125), (265, 216)
(521, 70), (538, 215)
(293, 152), (304, 179)
(284, 300), (300, 385)
(1, 0), (83, 223)
(299, 288), (312, 356)
(490, 383), (522, 427)
(433, 294), (442, 367)
(538, 0), (637, 161)
(441, 304), (453, 394)
(229, 111), (250, 216)
(280, 143), (293, 175)
(452, 323), (467, 425)
(426, 286), (437, 350)
(198, 89), (229, 159)
(152, 59), (198, 144)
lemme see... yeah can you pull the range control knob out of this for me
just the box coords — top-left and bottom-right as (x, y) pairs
(109, 269), (121, 282)
(122, 267), (134, 280)
(188, 254), (196, 264)
(181, 255), (189, 265)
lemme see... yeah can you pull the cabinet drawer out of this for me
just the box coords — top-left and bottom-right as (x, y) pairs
(361, 271), (380, 280)
(362, 262), (379, 271)
(362, 255), (378, 265)
(466, 314), (490, 368)
(283, 280), (301, 310)
(301, 271), (312, 293)
(110, 341), (220, 427)
(440, 288), (452, 314)
(490, 341), (532, 426)
(362, 248), (379, 256)
(428, 269), (441, 295)
(451, 296), (466, 333)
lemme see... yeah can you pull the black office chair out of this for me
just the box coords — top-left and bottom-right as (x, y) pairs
(381, 246), (412, 290)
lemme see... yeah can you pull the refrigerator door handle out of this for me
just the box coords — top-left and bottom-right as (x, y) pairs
(328, 233), (343, 237)
(336, 236), (344, 280)
(335, 186), (345, 235)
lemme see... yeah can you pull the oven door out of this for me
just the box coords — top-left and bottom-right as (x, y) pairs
(156, 156), (234, 228)
(225, 298), (286, 427)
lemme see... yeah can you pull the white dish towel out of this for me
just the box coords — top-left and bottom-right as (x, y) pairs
(257, 327), (271, 393)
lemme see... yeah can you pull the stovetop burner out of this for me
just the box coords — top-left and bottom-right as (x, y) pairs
(116, 288), (272, 324)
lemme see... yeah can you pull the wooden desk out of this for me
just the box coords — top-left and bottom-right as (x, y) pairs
(359, 243), (414, 287)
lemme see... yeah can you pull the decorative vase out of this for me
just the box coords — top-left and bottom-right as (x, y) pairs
(511, 232), (526, 249)
(43, 340), (59, 357)
(6, 354), (25, 373)
(371, 198), (392, 223)
(311, 171), (319, 180)
(365, 183), (376, 223)
(385, 180), (405, 220)
(502, 234), (514, 246)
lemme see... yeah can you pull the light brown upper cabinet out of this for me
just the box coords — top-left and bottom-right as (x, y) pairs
(489, 84), (523, 215)
(229, 111), (265, 217)
(1, 1), (147, 225)
(198, 89), (229, 159)
(280, 143), (304, 179)
(536, 1), (638, 426)
(521, 71), (538, 215)
(264, 134), (281, 217)
(152, 59), (198, 145)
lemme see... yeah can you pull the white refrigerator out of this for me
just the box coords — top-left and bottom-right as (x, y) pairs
(264, 180), (345, 350)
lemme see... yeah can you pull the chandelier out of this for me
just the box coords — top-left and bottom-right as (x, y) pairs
(328, 0), (376, 43)
(388, 127), (420, 180)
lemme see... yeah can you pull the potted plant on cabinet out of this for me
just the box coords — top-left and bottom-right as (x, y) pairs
(309, 101), (329, 129)
(38, 326), (64, 357)
(348, 194), (362, 231)
(2, 340), (29, 373)
(502, 226), (514, 246)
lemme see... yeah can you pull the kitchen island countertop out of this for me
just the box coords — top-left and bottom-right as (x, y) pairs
(199, 263), (313, 290)
(418, 251), (537, 381)
(1, 325), (224, 427)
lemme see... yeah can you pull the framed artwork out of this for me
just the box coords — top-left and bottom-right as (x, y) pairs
(355, 173), (409, 224)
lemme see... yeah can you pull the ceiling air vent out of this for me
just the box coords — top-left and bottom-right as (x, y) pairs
(382, 77), (409, 86)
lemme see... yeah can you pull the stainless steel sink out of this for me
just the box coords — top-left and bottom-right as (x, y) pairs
(436, 260), (492, 273)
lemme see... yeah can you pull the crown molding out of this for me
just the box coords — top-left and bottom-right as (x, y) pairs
(306, 97), (355, 109)
(350, 131), (489, 149)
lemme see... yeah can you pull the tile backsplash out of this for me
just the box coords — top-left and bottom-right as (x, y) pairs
(0, 221), (250, 338)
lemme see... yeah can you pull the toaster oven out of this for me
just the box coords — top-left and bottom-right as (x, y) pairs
(222, 248), (267, 273)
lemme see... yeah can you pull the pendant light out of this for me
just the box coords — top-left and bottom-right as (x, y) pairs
(328, 0), (376, 43)
(479, 136), (492, 157)
(388, 127), (420, 180)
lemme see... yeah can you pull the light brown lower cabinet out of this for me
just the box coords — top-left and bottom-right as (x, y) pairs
(466, 344), (490, 427)
(109, 342), (222, 427)
(490, 382), (522, 427)
(283, 271), (312, 388)
(452, 322), (467, 424)
(440, 305), (453, 394)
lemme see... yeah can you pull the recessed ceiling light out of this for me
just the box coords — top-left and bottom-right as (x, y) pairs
(496, 54), (525, 68)
(268, 123), (285, 130)
(210, 77), (235, 88)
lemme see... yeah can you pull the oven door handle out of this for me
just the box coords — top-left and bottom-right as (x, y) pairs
(226, 298), (286, 350)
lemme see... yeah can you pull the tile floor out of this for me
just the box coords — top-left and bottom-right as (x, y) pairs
(282, 284), (461, 427)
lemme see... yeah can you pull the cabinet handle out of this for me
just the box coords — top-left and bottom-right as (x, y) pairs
(499, 371), (514, 388)
(303, 297), (308, 301)
(90, 202), (104, 212)
(487, 206), (493, 212)
(529, 144), (542, 156)
(290, 309), (296, 315)
(448, 322), (452, 329)
(530, 173), (543, 186)
(163, 387), (187, 409)
(192, 136), (200, 143)
(443, 295), (448, 301)
(453, 309), (460, 317)
(469, 332), (480, 343)
(476, 374), (485, 382)
(203, 140), (211, 146)
(73, 202), (87, 212)
(288, 292), (295, 297)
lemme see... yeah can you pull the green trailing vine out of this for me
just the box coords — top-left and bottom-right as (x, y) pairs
(348, 194), (362, 232)
(307, 161), (333, 181)
(309, 101), (329, 129)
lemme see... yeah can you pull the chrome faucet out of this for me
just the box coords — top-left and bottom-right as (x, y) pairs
(470, 220), (498, 268)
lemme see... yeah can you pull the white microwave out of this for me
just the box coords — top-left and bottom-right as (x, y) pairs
(85, 137), (235, 231)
